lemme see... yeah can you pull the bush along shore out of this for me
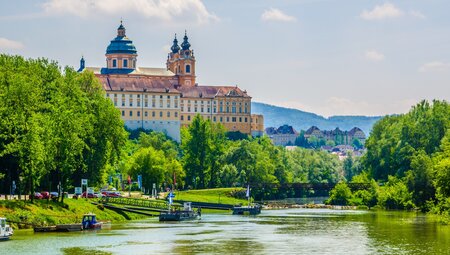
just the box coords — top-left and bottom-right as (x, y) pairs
(0, 199), (147, 229)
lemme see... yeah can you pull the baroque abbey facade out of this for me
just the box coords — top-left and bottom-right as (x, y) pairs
(79, 22), (263, 142)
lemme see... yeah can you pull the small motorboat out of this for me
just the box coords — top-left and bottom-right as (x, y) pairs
(81, 213), (103, 230)
(0, 218), (13, 241)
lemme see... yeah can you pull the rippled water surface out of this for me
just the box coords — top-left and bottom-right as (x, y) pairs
(3, 208), (450, 254)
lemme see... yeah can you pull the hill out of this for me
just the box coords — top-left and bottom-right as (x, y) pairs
(252, 102), (382, 135)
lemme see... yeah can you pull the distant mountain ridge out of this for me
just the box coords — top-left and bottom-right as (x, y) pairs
(251, 102), (382, 135)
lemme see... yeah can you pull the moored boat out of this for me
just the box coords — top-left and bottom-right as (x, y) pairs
(232, 204), (262, 215)
(159, 202), (201, 222)
(81, 213), (103, 230)
(0, 218), (13, 241)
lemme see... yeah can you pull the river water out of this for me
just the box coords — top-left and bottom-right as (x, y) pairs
(2, 208), (450, 255)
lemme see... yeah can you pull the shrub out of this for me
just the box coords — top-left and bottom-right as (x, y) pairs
(326, 182), (353, 206)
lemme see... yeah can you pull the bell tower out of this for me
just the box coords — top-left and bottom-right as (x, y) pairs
(166, 31), (196, 86)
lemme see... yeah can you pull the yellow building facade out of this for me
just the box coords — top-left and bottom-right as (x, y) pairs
(79, 22), (261, 142)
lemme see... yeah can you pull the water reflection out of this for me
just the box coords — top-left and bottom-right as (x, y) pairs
(2, 209), (450, 255)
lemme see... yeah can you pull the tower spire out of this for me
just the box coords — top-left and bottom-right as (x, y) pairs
(171, 33), (180, 53)
(181, 30), (191, 50)
(117, 20), (125, 37)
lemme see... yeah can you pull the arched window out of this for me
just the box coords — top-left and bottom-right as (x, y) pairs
(186, 64), (191, 73)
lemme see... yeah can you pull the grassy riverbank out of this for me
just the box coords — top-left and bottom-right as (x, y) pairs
(169, 188), (248, 205)
(0, 199), (147, 229)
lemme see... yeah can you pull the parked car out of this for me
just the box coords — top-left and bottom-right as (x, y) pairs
(81, 192), (101, 198)
(40, 191), (50, 199)
(30, 192), (43, 200)
(50, 192), (59, 198)
(101, 191), (121, 197)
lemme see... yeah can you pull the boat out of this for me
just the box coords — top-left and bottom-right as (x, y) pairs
(232, 204), (262, 215)
(232, 185), (261, 215)
(81, 213), (103, 230)
(0, 218), (13, 241)
(159, 202), (201, 222)
(34, 213), (103, 232)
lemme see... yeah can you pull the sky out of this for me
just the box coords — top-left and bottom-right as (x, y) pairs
(0, 0), (449, 117)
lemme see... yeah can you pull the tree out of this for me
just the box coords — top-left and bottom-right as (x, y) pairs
(181, 115), (211, 189)
(128, 147), (166, 190)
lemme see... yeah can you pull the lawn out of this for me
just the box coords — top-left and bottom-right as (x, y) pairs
(171, 187), (248, 205)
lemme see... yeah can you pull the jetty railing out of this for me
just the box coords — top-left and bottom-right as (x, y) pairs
(100, 196), (177, 210)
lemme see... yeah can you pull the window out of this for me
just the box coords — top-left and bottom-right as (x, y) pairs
(227, 117), (229, 122)
(188, 116), (191, 121)
(175, 112), (178, 117)
(106, 93), (109, 97)
(137, 111), (140, 117)
(194, 107), (197, 112)
(214, 107), (216, 113)
(129, 111), (133, 117)
(121, 111), (125, 116)
(167, 112), (170, 117)
(232, 106), (236, 113)
(112, 59), (117, 67)
(220, 106), (223, 112)
(137, 101), (141, 107)
(186, 64), (191, 73)
(213, 116), (216, 122)
(152, 111), (155, 117)
(145, 101), (148, 107)
(181, 115), (184, 120)
(123, 59), (128, 67)
(220, 117), (223, 122)
(145, 111), (148, 117)
(226, 107), (229, 113)
(188, 107), (191, 112)
(239, 117), (242, 122)
(232, 117), (236, 122)
(160, 112), (163, 117)
(245, 117), (248, 122)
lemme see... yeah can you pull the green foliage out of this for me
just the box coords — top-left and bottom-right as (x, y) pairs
(378, 176), (415, 210)
(0, 55), (126, 200)
(287, 147), (343, 184)
(326, 182), (353, 206)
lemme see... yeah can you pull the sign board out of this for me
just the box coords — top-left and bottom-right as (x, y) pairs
(81, 179), (88, 186)
(87, 187), (94, 194)
(137, 175), (142, 189)
(74, 187), (82, 195)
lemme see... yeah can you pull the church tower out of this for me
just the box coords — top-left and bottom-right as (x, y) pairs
(105, 21), (137, 72)
(166, 31), (196, 86)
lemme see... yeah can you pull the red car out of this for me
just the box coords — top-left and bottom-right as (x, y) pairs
(81, 192), (96, 198)
(101, 191), (121, 197)
(40, 191), (50, 199)
(30, 192), (43, 200)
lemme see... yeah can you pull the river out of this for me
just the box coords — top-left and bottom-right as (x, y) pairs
(2, 208), (450, 254)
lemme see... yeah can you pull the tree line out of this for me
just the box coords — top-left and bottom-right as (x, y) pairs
(326, 100), (450, 218)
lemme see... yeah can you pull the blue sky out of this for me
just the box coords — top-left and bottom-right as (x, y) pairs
(1, 0), (449, 116)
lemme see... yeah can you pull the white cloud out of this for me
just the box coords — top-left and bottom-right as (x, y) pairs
(409, 10), (426, 19)
(0, 38), (24, 50)
(419, 61), (450, 73)
(365, 50), (385, 62)
(42, 0), (219, 24)
(261, 8), (297, 22)
(360, 3), (403, 20)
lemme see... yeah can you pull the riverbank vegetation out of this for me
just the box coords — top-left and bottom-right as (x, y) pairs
(326, 100), (450, 222)
(0, 199), (145, 229)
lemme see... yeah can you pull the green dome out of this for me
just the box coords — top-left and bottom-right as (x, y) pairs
(106, 22), (137, 55)
(106, 37), (137, 54)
